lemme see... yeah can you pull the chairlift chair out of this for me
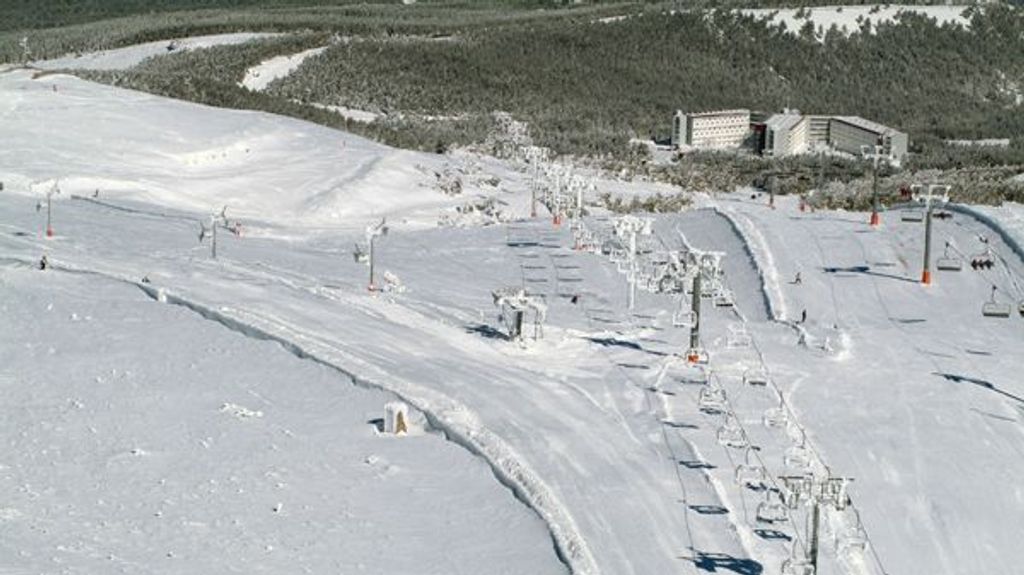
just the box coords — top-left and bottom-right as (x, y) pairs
(936, 243), (962, 272)
(698, 386), (727, 413)
(836, 524), (869, 557)
(686, 367), (710, 386)
(901, 209), (924, 223)
(982, 286), (1012, 318)
(784, 443), (812, 472)
(726, 324), (752, 349)
(734, 448), (767, 489)
(755, 490), (789, 524)
(743, 366), (769, 387)
(716, 416), (748, 449)
(673, 307), (697, 329)
(353, 243), (369, 264)
(781, 551), (815, 575)
(820, 477), (851, 511)
(763, 405), (788, 429)
(713, 288), (735, 308)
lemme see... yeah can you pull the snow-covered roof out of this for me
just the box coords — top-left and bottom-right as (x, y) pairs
(685, 109), (751, 118)
(831, 115), (903, 136)
(765, 113), (803, 132)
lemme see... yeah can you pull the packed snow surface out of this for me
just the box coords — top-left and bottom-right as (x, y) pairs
(0, 265), (565, 574)
(33, 33), (280, 71)
(3, 61), (1024, 575)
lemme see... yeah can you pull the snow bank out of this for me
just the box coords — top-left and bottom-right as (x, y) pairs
(705, 201), (788, 321)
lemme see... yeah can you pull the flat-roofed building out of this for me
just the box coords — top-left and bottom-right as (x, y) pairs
(829, 116), (908, 163)
(805, 115), (831, 148)
(764, 113), (807, 157)
(673, 109), (751, 149)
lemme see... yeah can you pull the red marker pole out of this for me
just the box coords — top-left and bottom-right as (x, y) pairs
(46, 193), (54, 237)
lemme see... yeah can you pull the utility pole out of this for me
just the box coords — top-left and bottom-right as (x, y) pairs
(366, 217), (388, 291)
(911, 183), (950, 286)
(41, 181), (59, 237)
(861, 144), (887, 227)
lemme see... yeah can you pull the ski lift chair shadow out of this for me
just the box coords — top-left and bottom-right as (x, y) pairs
(743, 366), (769, 387)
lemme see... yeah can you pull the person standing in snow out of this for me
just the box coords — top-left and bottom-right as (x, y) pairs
(800, 309), (807, 324)
(38, 255), (48, 270)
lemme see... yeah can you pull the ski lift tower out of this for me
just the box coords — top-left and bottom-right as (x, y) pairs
(910, 183), (950, 285)
(35, 180), (59, 237)
(861, 144), (890, 227)
(366, 217), (388, 291)
(613, 215), (653, 310)
(198, 206), (228, 259)
(780, 473), (854, 575)
(685, 249), (725, 364)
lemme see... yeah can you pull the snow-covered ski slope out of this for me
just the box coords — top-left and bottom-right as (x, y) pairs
(3, 65), (1024, 575)
(32, 33), (281, 71)
(0, 263), (566, 574)
(241, 45), (328, 92)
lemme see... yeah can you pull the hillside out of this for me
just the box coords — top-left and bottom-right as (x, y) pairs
(3, 63), (1024, 575)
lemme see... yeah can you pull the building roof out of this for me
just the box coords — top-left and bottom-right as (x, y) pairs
(765, 113), (803, 132)
(685, 109), (750, 118)
(831, 115), (903, 136)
